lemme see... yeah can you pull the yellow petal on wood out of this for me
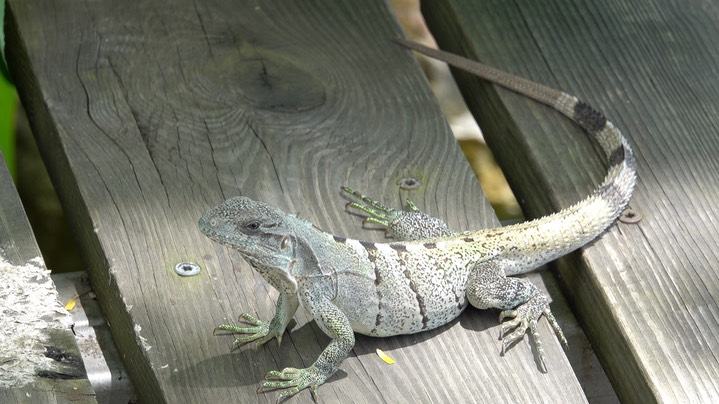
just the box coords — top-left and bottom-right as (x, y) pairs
(376, 348), (395, 364)
(64, 297), (77, 311)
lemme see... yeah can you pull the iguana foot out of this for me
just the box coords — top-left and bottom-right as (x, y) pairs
(214, 312), (284, 348)
(341, 186), (452, 240)
(498, 294), (567, 372)
(259, 365), (328, 403)
(341, 186), (408, 229)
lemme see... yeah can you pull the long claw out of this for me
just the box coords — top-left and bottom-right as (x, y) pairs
(257, 365), (328, 403)
(497, 295), (566, 372)
(362, 216), (390, 227)
(341, 186), (395, 213)
(543, 309), (567, 347)
(341, 185), (452, 240)
(346, 202), (387, 221)
(214, 312), (283, 350)
(341, 187), (405, 229)
(405, 198), (420, 212)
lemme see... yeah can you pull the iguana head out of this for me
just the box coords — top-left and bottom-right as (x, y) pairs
(199, 196), (312, 293)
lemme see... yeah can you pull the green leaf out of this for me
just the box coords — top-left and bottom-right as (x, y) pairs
(0, 0), (11, 83)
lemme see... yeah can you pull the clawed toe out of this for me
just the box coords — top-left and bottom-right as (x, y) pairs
(258, 365), (326, 403)
(213, 312), (280, 350)
(497, 297), (565, 372)
(342, 187), (400, 228)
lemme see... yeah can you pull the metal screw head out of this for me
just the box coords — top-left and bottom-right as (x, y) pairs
(619, 209), (642, 224)
(174, 262), (201, 277)
(398, 177), (421, 190)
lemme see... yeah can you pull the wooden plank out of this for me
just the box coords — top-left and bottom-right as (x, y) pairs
(52, 271), (137, 403)
(5, 0), (587, 402)
(422, 0), (719, 402)
(0, 151), (96, 402)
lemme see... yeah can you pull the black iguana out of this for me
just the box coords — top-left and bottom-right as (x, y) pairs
(198, 38), (637, 402)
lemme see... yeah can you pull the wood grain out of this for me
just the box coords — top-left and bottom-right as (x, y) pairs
(423, 0), (719, 402)
(0, 152), (96, 402)
(6, 0), (587, 402)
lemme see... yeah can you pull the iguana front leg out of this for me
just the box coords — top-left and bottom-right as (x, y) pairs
(260, 295), (354, 402)
(342, 186), (453, 240)
(215, 291), (299, 348)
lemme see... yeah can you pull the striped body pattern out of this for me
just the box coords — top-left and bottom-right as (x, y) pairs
(198, 39), (636, 402)
(329, 234), (485, 336)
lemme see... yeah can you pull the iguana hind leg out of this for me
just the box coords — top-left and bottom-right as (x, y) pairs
(341, 186), (452, 240)
(467, 260), (567, 371)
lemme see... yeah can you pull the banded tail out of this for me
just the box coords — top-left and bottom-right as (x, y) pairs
(395, 38), (637, 273)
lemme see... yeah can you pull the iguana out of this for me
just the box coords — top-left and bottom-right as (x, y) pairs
(198, 38), (637, 402)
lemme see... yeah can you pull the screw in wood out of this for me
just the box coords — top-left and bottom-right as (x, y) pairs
(397, 177), (421, 190)
(619, 208), (642, 224)
(174, 262), (201, 277)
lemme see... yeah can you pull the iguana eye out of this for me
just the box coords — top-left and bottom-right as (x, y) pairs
(241, 221), (262, 234)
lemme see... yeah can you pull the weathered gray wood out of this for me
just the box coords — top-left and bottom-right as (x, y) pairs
(6, 0), (587, 402)
(0, 152), (96, 402)
(423, 0), (719, 402)
(52, 271), (137, 403)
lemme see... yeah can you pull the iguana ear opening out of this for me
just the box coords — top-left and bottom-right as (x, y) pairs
(280, 235), (291, 251)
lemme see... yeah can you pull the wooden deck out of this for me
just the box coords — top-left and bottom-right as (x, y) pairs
(4, 0), (719, 402)
(423, 0), (719, 402)
(0, 152), (95, 402)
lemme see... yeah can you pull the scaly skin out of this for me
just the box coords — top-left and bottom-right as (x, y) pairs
(198, 39), (636, 402)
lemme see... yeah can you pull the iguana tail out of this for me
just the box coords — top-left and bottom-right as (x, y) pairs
(394, 38), (637, 275)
